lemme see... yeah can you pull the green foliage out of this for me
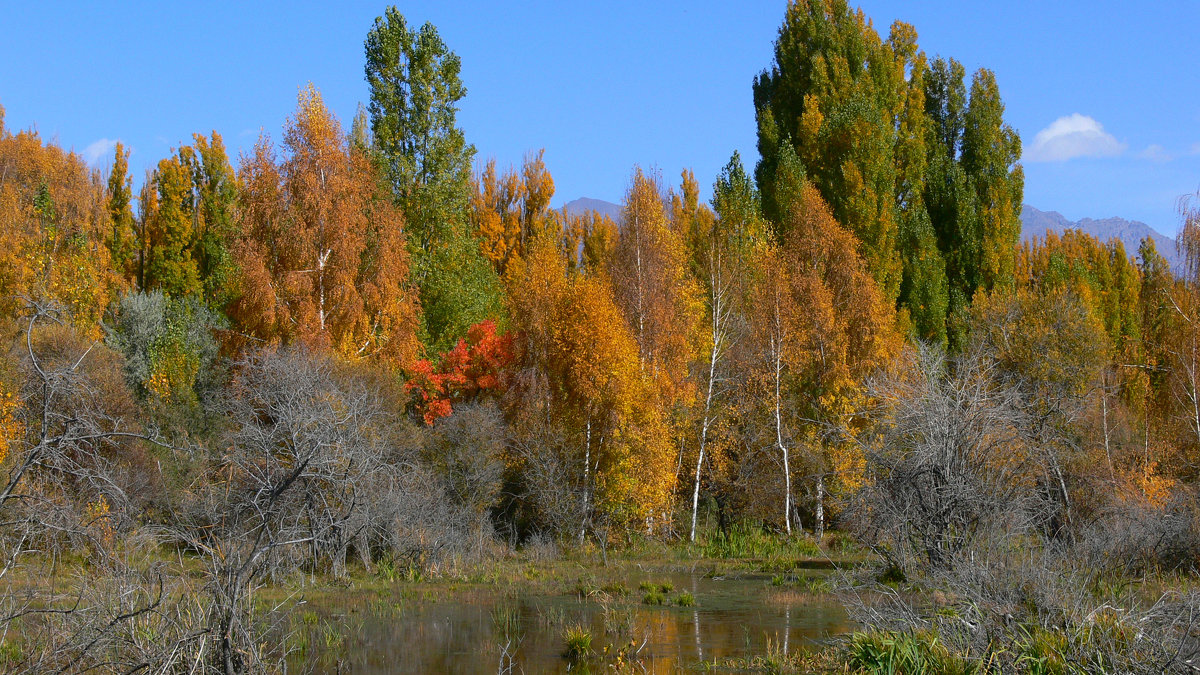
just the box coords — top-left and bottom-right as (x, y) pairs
(675, 590), (695, 607)
(641, 589), (666, 605)
(755, 3), (1021, 343)
(107, 290), (225, 409)
(711, 151), (765, 254)
(562, 624), (593, 659)
(416, 226), (505, 353)
(846, 631), (983, 675)
(145, 157), (201, 297)
(365, 6), (472, 249)
(180, 132), (239, 310)
(924, 58), (1023, 347)
(365, 7), (502, 353)
(754, 0), (909, 303)
(899, 206), (949, 345)
(106, 142), (137, 280)
(701, 524), (821, 560)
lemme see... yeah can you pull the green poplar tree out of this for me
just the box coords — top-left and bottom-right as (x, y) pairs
(145, 156), (200, 298)
(181, 132), (239, 309)
(107, 142), (137, 281)
(365, 7), (503, 352)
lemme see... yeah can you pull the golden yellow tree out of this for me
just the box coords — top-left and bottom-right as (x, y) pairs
(0, 123), (122, 333)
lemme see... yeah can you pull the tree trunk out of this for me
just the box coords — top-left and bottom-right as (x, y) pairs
(773, 334), (791, 536)
(580, 418), (591, 545)
(815, 474), (825, 541)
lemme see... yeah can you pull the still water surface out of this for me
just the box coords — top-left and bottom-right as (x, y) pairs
(295, 569), (851, 673)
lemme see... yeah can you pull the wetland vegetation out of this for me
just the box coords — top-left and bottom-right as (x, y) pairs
(2, 1), (1200, 673)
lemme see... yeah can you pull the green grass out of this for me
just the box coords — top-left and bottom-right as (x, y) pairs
(0, 639), (21, 666)
(699, 524), (822, 560)
(642, 589), (666, 605)
(562, 624), (593, 660)
(846, 630), (985, 675)
(675, 590), (695, 607)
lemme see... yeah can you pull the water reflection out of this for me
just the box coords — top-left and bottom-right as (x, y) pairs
(294, 571), (850, 674)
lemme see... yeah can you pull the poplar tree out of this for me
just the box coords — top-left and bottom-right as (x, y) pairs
(365, 7), (503, 352)
(754, 3), (1021, 347)
(106, 142), (137, 282)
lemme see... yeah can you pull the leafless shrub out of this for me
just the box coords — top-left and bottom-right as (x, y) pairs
(422, 402), (506, 518)
(1077, 488), (1200, 575)
(511, 424), (582, 542)
(841, 342), (1200, 672)
(841, 549), (1200, 673)
(848, 344), (1048, 572)
(167, 347), (392, 673)
(0, 303), (226, 672)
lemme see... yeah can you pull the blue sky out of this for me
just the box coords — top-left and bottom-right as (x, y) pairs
(1, 1), (1197, 236)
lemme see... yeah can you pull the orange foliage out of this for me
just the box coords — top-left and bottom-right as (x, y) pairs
(406, 319), (514, 425)
(610, 168), (703, 406)
(470, 149), (556, 275)
(231, 85), (419, 365)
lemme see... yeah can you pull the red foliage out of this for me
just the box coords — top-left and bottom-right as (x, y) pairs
(405, 320), (514, 425)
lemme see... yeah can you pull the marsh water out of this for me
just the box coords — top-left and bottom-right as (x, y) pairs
(292, 567), (851, 673)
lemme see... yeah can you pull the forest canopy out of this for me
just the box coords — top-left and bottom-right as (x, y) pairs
(0, 2), (1198, 672)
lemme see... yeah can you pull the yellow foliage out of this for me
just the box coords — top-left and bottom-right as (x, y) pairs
(0, 387), (19, 466)
(1125, 461), (1175, 509)
(85, 494), (115, 551)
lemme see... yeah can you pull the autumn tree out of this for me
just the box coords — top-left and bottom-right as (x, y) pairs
(1015, 230), (1146, 486)
(610, 168), (702, 402)
(406, 319), (514, 425)
(578, 210), (619, 273)
(744, 240), (799, 534)
(740, 178), (897, 536)
(686, 153), (763, 541)
(783, 182), (898, 535)
(0, 123), (122, 331)
(970, 286), (1109, 528)
(232, 85), (420, 365)
(507, 236), (675, 537)
(470, 149), (556, 275)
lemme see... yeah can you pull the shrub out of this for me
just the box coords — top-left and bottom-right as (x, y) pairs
(562, 625), (592, 660)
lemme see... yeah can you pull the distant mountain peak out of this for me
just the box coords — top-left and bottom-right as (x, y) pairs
(562, 197), (621, 221)
(1020, 204), (1183, 272)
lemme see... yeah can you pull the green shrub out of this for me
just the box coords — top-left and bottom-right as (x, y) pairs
(563, 624), (593, 659)
(846, 631), (980, 675)
(642, 589), (666, 605)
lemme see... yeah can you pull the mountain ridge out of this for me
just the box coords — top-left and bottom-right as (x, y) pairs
(1020, 205), (1182, 272)
(558, 198), (1183, 272)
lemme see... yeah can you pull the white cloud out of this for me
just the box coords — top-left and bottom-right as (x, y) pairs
(1139, 144), (1173, 162)
(82, 138), (118, 166)
(1024, 113), (1125, 162)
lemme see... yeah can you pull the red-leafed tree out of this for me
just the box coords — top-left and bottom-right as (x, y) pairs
(407, 319), (514, 424)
